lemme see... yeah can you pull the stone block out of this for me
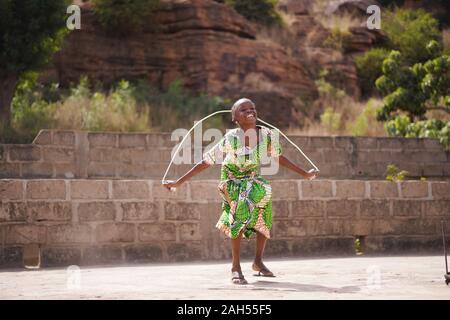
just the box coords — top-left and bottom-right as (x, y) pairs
(41, 247), (81, 267)
(335, 180), (365, 198)
(179, 222), (201, 241)
(42, 147), (74, 162)
(48, 224), (92, 244)
(122, 202), (159, 221)
(71, 180), (109, 199)
(95, 223), (135, 243)
(26, 180), (66, 200)
(301, 180), (332, 198)
(431, 182), (450, 199)
(0, 180), (23, 200)
(112, 180), (149, 199)
(291, 200), (325, 217)
(369, 181), (398, 198)
(78, 202), (116, 221)
(88, 133), (117, 147)
(6, 225), (46, 244)
(9, 145), (41, 161)
(53, 131), (75, 146)
(138, 223), (176, 241)
(124, 244), (163, 262)
(401, 181), (429, 198)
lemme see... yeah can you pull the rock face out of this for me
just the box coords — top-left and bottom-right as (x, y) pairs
(278, 1), (360, 98)
(304, 47), (360, 97)
(48, 0), (318, 127)
(325, 0), (381, 16)
(345, 25), (386, 54)
(278, 0), (313, 15)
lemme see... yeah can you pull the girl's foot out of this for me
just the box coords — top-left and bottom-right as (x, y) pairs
(252, 262), (275, 277)
(231, 271), (248, 285)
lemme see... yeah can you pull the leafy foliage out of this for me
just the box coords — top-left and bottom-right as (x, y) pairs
(92, 0), (160, 33)
(224, 0), (281, 25)
(382, 9), (441, 65)
(385, 115), (450, 148)
(385, 164), (409, 182)
(355, 48), (390, 98)
(376, 41), (450, 121)
(1, 76), (228, 143)
(0, 0), (69, 77)
(353, 8), (441, 97)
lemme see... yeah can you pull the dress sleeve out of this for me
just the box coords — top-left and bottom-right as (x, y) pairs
(267, 129), (282, 158)
(203, 135), (227, 165)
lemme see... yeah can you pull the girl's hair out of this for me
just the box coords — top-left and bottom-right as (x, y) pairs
(231, 98), (255, 122)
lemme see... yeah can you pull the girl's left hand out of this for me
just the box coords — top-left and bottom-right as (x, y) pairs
(304, 169), (319, 180)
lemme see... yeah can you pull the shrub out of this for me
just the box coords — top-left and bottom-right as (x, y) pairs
(347, 99), (382, 136)
(354, 48), (390, 98)
(382, 8), (441, 64)
(353, 8), (441, 97)
(139, 79), (229, 131)
(375, 43), (449, 121)
(92, 0), (160, 33)
(225, 0), (281, 25)
(320, 108), (341, 134)
(385, 115), (450, 148)
(322, 27), (352, 52)
(385, 164), (409, 182)
(53, 77), (150, 132)
(1, 76), (228, 143)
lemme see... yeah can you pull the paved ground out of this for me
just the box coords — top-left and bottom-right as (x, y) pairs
(0, 255), (449, 299)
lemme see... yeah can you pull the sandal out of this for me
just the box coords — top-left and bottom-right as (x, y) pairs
(252, 263), (275, 277)
(231, 271), (248, 285)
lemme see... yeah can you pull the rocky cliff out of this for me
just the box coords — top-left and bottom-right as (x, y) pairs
(47, 0), (320, 126)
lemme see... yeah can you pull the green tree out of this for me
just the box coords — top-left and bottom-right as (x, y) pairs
(354, 8), (441, 97)
(382, 9), (441, 64)
(225, 0), (281, 25)
(355, 48), (390, 97)
(0, 0), (69, 122)
(376, 40), (449, 121)
(92, 0), (160, 34)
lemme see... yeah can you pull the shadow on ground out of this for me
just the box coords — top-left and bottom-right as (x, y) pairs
(209, 280), (361, 294)
(251, 280), (360, 293)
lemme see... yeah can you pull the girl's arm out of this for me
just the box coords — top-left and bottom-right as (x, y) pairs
(162, 160), (211, 190)
(278, 155), (318, 180)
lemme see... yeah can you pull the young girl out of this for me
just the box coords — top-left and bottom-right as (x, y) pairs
(163, 98), (317, 285)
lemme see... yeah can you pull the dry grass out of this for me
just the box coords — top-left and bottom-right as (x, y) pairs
(316, 12), (363, 33)
(256, 22), (299, 57)
(286, 98), (387, 137)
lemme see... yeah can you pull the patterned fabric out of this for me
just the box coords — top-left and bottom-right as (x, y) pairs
(203, 125), (282, 239)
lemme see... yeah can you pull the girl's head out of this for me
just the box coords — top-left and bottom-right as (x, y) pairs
(231, 98), (257, 126)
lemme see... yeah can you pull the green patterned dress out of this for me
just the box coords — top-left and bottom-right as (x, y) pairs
(202, 125), (282, 239)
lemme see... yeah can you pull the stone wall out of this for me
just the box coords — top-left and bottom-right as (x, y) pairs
(0, 130), (449, 181)
(1, 179), (449, 268)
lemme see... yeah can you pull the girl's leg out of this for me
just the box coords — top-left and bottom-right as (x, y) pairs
(231, 230), (247, 284)
(253, 230), (267, 266)
(253, 231), (274, 276)
(231, 234), (242, 272)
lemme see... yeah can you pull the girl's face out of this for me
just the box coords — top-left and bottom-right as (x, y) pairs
(234, 101), (257, 126)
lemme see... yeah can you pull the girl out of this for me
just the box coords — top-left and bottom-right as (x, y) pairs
(163, 98), (317, 285)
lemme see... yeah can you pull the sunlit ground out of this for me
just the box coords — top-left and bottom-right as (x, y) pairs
(0, 255), (448, 300)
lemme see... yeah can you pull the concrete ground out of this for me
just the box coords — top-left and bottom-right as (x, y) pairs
(0, 255), (449, 300)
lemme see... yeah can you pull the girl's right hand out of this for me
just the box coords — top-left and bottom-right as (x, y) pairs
(162, 180), (180, 191)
